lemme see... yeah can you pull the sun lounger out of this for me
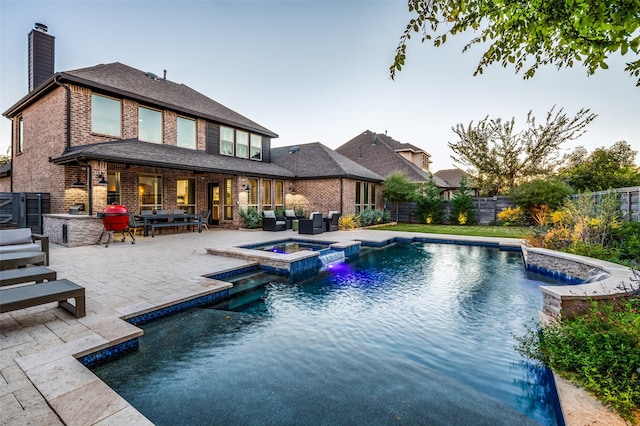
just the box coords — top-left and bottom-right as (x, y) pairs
(0, 265), (57, 287)
(0, 279), (86, 318)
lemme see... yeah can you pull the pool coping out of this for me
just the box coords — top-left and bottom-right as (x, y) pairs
(8, 232), (632, 426)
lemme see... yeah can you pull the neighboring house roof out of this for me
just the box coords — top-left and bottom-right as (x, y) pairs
(3, 62), (278, 138)
(335, 130), (447, 186)
(0, 162), (10, 177)
(434, 168), (476, 189)
(51, 140), (294, 178)
(271, 142), (384, 181)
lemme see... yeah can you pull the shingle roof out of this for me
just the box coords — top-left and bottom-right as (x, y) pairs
(270, 142), (384, 181)
(434, 168), (476, 188)
(335, 130), (447, 186)
(51, 140), (294, 178)
(4, 62), (277, 138)
(0, 162), (11, 177)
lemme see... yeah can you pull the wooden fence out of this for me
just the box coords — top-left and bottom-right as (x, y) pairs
(393, 186), (639, 224)
(569, 187), (639, 222)
(0, 192), (51, 233)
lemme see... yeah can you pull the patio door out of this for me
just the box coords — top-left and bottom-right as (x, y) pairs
(208, 183), (220, 225)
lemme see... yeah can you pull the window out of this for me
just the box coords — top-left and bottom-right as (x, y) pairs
(107, 172), (121, 205)
(355, 181), (361, 214)
(363, 182), (369, 209)
(177, 178), (196, 214)
(220, 126), (234, 156)
(17, 116), (23, 153)
(248, 178), (258, 209)
(371, 185), (376, 209)
(139, 174), (163, 212)
(262, 180), (272, 210)
(139, 107), (162, 143)
(177, 117), (196, 149)
(250, 134), (262, 160)
(236, 130), (249, 158)
(92, 94), (121, 136)
(223, 178), (233, 220)
(275, 180), (284, 211)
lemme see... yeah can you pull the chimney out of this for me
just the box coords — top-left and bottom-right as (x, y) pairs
(28, 23), (55, 92)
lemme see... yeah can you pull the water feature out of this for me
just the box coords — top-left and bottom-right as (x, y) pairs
(91, 243), (565, 425)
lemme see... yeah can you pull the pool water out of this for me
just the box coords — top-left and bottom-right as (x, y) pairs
(246, 239), (330, 254)
(92, 243), (565, 425)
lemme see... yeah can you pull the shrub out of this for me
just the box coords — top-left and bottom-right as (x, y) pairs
(338, 214), (360, 229)
(359, 209), (388, 227)
(514, 295), (640, 423)
(239, 207), (261, 229)
(497, 206), (526, 226)
(415, 176), (445, 224)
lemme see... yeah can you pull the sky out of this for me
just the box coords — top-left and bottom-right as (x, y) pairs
(1, 0), (638, 171)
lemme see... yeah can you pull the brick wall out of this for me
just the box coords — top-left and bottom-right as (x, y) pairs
(12, 87), (67, 212)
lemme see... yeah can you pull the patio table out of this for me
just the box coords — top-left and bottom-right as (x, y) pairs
(141, 213), (202, 237)
(0, 251), (46, 271)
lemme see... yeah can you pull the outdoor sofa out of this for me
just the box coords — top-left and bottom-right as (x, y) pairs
(262, 210), (287, 232)
(0, 228), (50, 265)
(298, 212), (324, 235)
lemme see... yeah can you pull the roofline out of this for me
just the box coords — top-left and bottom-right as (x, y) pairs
(3, 72), (279, 138)
(49, 150), (285, 179)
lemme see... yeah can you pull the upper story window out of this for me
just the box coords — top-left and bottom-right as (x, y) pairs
(220, 126), (234, 156)
(17, 116), (24, 153)
(422, 153), (429, 170)
(236, 131), (249, 159)
(139, 107), (162, 143)
(250, 134), (262, 160)
(177, 117), (196, 149)
(91, 94), (121, 137)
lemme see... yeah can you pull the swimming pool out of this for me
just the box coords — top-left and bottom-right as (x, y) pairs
(92, 243), (565, 425)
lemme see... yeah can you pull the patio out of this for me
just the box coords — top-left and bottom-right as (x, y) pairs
(0, 228), (627, 425)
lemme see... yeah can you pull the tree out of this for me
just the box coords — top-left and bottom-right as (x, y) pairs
(510, 178), (574, 224)
(449, 176), (476, 225)
(390, 0), (640, 85)
(414, 175), (445, 224)
(382, 172), (417, 222)
(448, 106), (596, 196)
(558, 141), (640, 191)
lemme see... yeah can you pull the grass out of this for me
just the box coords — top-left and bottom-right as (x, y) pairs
(373, 223), (533, 239)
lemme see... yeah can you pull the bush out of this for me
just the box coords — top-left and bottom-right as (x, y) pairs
(415, 176), (445, 224)
(497, 206), (527, 226)
(239, 207), (261, 229)
(358, 209), (389, 227)
(515, 295), (640, 423)
(338, 214), (360, 229)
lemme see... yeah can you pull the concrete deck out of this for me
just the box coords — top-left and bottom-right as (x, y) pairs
(0, 228), (628, 425)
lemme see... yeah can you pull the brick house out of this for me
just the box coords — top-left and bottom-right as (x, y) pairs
(2, 26), (383, 242)
(336, 130), (448, 189)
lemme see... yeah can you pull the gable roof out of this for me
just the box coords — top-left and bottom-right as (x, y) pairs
(4, 62), (278, 138)
(51, 139), (294, 178)
(434, 168), (476, 189)
(270, 142), (384, 181)
(335, 130), (447, 186)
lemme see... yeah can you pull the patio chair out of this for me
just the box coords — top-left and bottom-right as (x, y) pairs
(298, 212), (324, 235)
(200, 210), (211, 230)
(128, 212), (144, 236)
(262, 210), (286, 232)
(323, 211), (341, 232)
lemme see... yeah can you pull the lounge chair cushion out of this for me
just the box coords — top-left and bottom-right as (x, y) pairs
(263, 210), (276, 219)
(284, 209), (296, 217)
(309, 211), (320, 219)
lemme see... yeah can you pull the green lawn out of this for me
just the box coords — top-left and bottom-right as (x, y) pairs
(373, 223), (533, 239)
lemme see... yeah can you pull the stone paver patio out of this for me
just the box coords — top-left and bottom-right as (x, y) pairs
(0, 228), (627, 425)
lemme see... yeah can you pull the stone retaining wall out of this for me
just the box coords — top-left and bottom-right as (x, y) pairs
(522, 246), (632, 319)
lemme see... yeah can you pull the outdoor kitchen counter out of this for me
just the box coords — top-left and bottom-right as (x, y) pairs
(43, 214), (104, 247)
